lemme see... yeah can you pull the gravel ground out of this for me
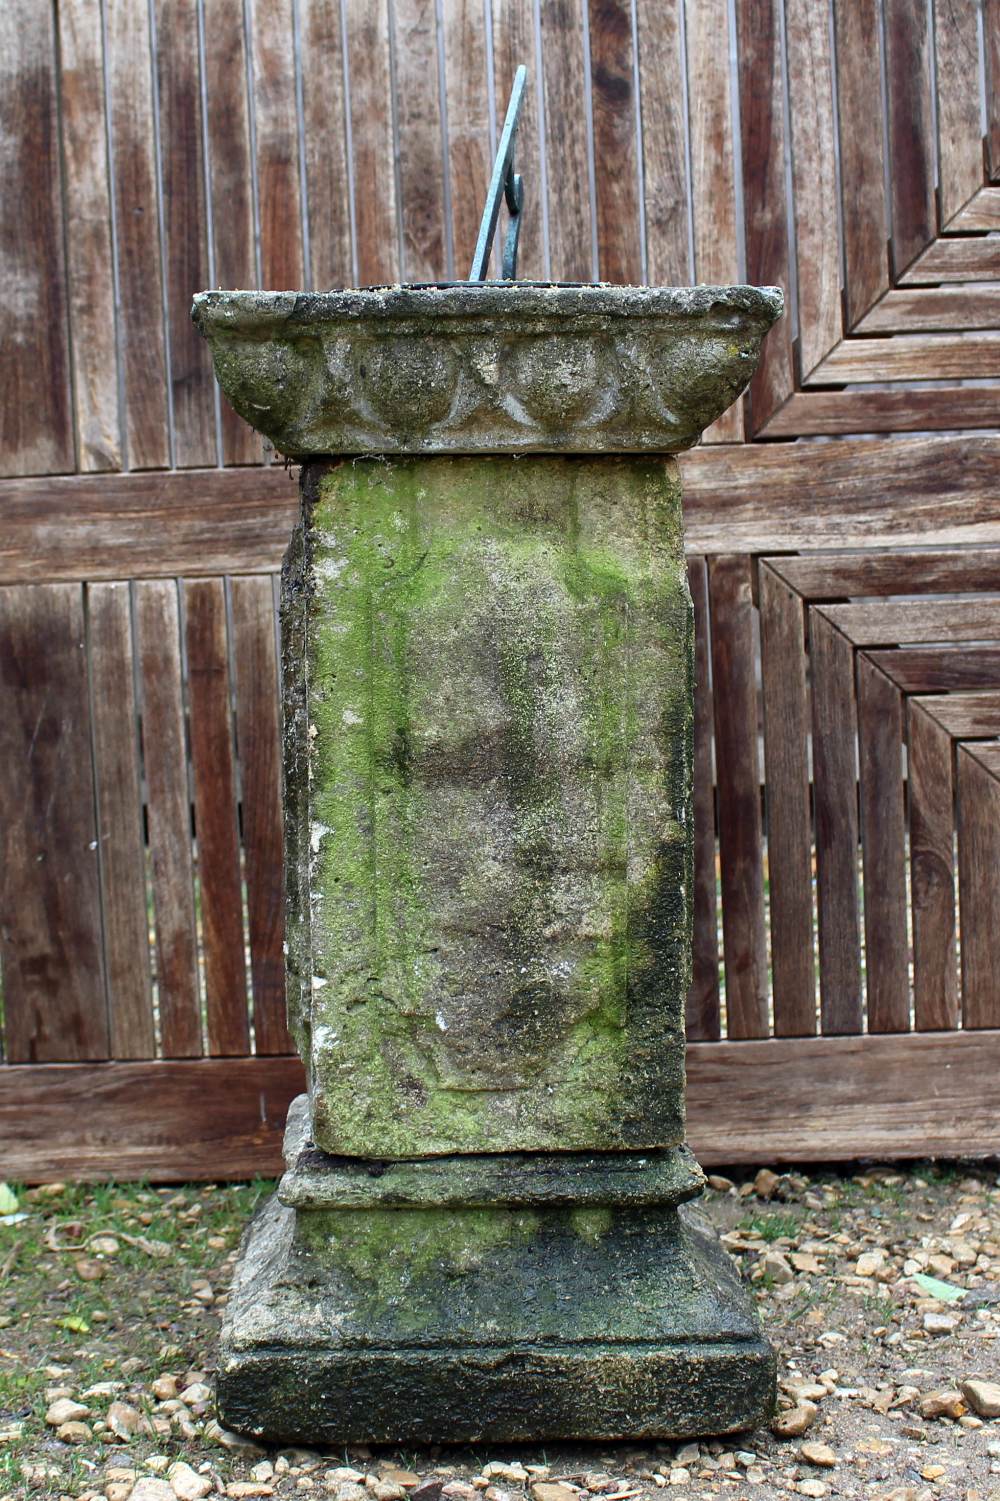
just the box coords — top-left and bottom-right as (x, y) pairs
(1, 1162), (999, 1501)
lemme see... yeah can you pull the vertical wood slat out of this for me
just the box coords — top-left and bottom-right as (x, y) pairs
(933, 0), (984, 225)
(88, 583), (155, 1058)
(734, 0), (795, 433)
(986, 0), (1000, 182)
(635, 0), (688, 287)
(134, 579), (202, 1056)
(345, 0), (400, 286)
(0, 0), (74, 477)
(883, 0), (935, 275)
(491, 0), (545, 280)
(156, 0), (216, 467)
(299, 0), (354, 291)
(759, 564), (816, 1035)
(708, 556), (768, 1039)
(684, 0), (743, 443)
(231, 576), (290, 1054)
(393, 0), (448, 281)
(784, 0), (842, 377)
(248, 0), (305, 290)
(957, 745), (1000, 1029)
(686, 558), (720, 1041)
(856, 655), (910, 1032)
(588, 0), (642, 285)
(56, 0), (121, 473)
(184, 579), (250, 1055)
(809, 608), (863, 1033)
(833, 0), (889, 328)
(106, 0), (170, 470)
(441, 0), (491, 277)
(203, 0), (260, 465)
(0, 586), (107, 1061)
(907, 701), (958, 1031)
(540, 0), (595, 283)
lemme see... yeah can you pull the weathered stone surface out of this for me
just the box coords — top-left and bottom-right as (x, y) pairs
(192, 283), (782, 457)
(285, 455), (693, 1159)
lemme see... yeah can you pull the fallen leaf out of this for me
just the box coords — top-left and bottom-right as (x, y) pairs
(912, 1272), (965, 1303)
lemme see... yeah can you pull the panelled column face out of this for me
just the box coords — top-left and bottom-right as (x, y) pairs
(285, 455), (693, 1159)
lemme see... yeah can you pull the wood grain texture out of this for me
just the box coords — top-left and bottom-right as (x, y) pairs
(684, 0), (743, 442)
(809, 609), (862, 1034)
(906, 701), (958, 1031)
(184, 579), (250, 1055)
(761, 387), (1000, 436)
(393, 0), (448, 281)
(230, 575), (289, 1054)
(770, 546), (1000, 598)
(759, 564), (815, 1034)
(987, 0), (1000, 181)
(855, 655), (909, 1032)
(203, 0), (260, 465)
(883, 0), (935, 274)
(491, 0), (545, 279)
(0, 585), (107, 1061)
(957, 745), (1000, 1028)
(854, 285), (1000, 332)
(901, 238), (1000, 283)
(819, 597), (1000, 645)
(299, 0), (353, 290)
(442, 0), (491, 276)
(106, 0), (170, 470)
(947, 186), (1000, 230)
(345, 0), (399, 285)
(0, 0), (73, 476)
(588, 0), (642, 284)
(734, 0), (794, 431)
(87, 583), (155, 1058)
(913, 690), (1000, 735)
(134, 579), (202, 1057)
(635, 0), (687, 286)
(248, 0), (305, 291)
(933, 0), (984, 225)
(807, 333), (1000, 384)
(541, 0), (596, 283)
(833, 0), (889, 327)
(686, 558), (720, 1041)
(708, 556), (768, 1039)
(56, 0), (120, 473)
(6, 1034), (1000, 1180)
(868, 646), (1000, 693)
(785, 0), (841, 374)
(156, 0), (216, 467)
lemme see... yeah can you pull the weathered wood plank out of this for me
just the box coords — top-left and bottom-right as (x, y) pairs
(854, 285), (1000, 332)
(761, 387), (1000, 436)
(819, 598), (1000, 645)
(56, 0), (120, 473)
(833, 0), (889, 327)
(906, 701), (958, 1031)
(230, 575), (289, 1055)
(986, 0), (1000, 181)
(947, 186), (1000, 230)
(134, 579), (202, 1056)
(5, 1033), (1000, 1179)
(770, 546), (1000, 598)
(734, 0), (794, 430)
(249, 0), (304, 290)
(901, 239), (1000, 283)
(855, 655), (909, 1032)
(0, 586), (108, 1061)
(106, 0), (170, 470)
(807, 333), (1000, 385)
(809, 609), (862, 1034)
(299, 0), (353, 291)
(869, 647), (1000, 693)
(883, 0), (935, 274)
(203, 0), (260, 465)
(588, 0), (642, 285)
(957, 745), (1000, 1029)
(491, 0), (545, 279)
(913, 690), (1000, 736)
(785, 0), (841, 374)
(933, 0), (984, 226)
(393, 0), (448, 281)
(156, 0), (216, 468)
(759, 564), (815, 1035)
(442, 0), (491, 277)
(0, 0), (74, 476)
(635, 0), (687, 286)
(184, 579), (250, 1056)
(540, 0), (595, 283)
(345, 0), (399, 285)
(686, 558), (720, 1041)
(685, 0), (743, 442)
(87, 583), (155, 1058)
(708, 556), (768, 1039)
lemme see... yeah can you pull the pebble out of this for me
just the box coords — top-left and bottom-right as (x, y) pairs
(529, 1486), (577, 1501)
(335, 1485), (368, 1501)
(131, 1483), (176, 1501)
(762, 1250), (795, 1284)
(922, 1311), (958, 1335)
(667, 1468), (689, 1485)
(46, 1397), (90, 1426)
(226, 1486), (274, 1499)
(918, 1389), (964, 1420)
(772, 1401), (818, 1437)
(107, 1401), (145, 1438)
(204, 1420), (266, 1457)
(799, 1442), (837, 1468)
(961, 1377), (1000, 1418)
(57, 1419), (92, 1443)
(169, 1461), (214, 1500)
(797, 1484), (826, 1499)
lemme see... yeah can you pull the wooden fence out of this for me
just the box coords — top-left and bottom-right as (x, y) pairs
(2, 0), (1000, 1178)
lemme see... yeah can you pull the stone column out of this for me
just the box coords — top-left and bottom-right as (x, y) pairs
(194, 283), (782, 1445)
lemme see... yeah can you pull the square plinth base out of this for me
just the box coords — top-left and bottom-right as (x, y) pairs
(217, 1188), (776, 1444)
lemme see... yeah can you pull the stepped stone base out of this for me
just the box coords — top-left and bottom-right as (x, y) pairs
(217, 1099), (776, 1445)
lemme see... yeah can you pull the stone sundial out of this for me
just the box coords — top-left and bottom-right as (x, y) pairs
(193, 68), (781, 1443)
